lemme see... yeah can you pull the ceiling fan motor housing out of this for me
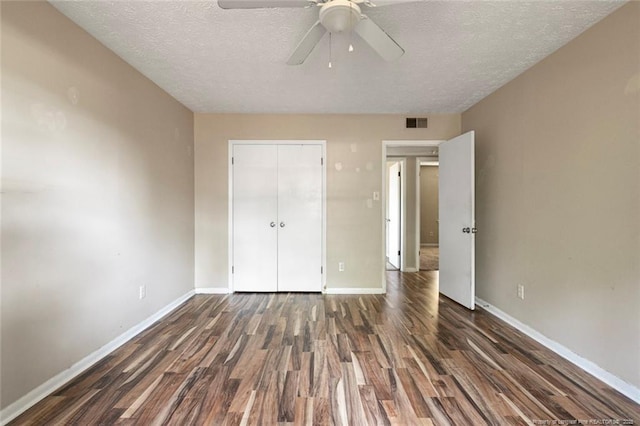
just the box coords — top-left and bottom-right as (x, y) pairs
(320, 0), (362, 33)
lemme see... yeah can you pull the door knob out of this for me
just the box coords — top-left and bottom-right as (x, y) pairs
(280, 222), (286, 228)
(462, 227), (471, 233)
(270, 222), (276, 228)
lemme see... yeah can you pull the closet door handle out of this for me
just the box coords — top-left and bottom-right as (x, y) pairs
(270, 222), (276, 228)
(280, 222), (286, 228)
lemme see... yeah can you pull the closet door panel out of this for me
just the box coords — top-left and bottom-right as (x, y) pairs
(232, 144), (278, 292)
(277, 145), (323, 292)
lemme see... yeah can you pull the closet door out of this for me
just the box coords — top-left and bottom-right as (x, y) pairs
(277, 145), (323, 292)
(232, 145), (278, 292)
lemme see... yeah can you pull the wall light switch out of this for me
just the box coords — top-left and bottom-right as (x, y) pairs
(373, 191), (380, 201)
(517, 284), (525, 300)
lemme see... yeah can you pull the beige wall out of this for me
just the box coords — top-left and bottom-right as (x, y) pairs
(195, 114), (460, 290)
(420, 166), (439, 245)
(404, 157), (418, 270)
(462, 2), (639, 388)
(1, 1), (195, 409)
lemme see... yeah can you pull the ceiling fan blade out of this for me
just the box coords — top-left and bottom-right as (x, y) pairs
(218, 0), (315, 9)
(362, 0), (424, 7)
(354, 15), (404, 61)
(287, 21), (327, 65)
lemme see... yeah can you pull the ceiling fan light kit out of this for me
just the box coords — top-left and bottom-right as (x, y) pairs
(319, 0), (361, 33)
(218, 0), (408, 65)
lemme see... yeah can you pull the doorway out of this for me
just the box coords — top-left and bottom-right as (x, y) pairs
(381, 133), (476, 310)
(418, 160), (439, 272)
(381, 141), (440, 287)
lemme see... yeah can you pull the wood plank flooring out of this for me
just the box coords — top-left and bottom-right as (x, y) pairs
(10, 271), (639, 425)
(419, 247), (439, 272)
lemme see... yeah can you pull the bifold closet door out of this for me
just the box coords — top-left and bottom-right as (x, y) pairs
(232, 145), (278, 292)
(277, 145), (323, 292)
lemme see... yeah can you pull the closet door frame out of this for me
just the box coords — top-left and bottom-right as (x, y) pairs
(228, 140), (327, 293)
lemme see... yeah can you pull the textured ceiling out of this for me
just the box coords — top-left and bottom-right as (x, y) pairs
(50, 0), (625, 114)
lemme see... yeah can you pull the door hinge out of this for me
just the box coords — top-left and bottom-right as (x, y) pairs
(232, 157), (234, 165)
(398, 250), (401, 255)
(398, 171), (401, 177)
(321, 266), (323, 274)
(232, 266), (234, 274)
(321, 157), (324, 166)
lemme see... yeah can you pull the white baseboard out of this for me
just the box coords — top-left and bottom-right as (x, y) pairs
(0, 290), (195, 425)
(421, 243), (438, 247)
(403, 267), (419, 273)
(475, 297), (640, 404)
(195, 287), (230, 294)
(324, 287), (385, 295)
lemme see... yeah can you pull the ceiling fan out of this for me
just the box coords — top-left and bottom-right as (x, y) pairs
(218, 0), (420, 65)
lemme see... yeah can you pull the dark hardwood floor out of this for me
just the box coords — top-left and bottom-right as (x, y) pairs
(10, 271), (639, 425)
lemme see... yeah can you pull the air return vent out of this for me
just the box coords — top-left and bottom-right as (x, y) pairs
(406, 117), (428, 128)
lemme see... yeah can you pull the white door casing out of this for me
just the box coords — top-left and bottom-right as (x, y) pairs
(387, 161), (401, 269)
(438, 131), (475, 310)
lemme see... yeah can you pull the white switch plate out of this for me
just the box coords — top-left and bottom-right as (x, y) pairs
(139, 284), (146, 300)
(517, 284), (525, 300)
(338, 262), (345, 272)
(373, 191), (380, 201)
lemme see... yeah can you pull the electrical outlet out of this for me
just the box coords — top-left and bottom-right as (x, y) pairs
(139, 284), (146, 300)
(338, 262), (345, 272)
(517, 284), (525, 300)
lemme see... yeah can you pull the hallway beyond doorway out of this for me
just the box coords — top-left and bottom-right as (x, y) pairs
(420, 246), (439, 271)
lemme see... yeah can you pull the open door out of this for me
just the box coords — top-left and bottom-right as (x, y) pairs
(387, 161), (401, 269)
(439, 131), (475, 310)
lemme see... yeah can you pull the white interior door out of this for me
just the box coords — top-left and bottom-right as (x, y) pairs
(232, 145), (278, 292)
(387, 161), (401, 269)
(277, 145), (323, 292)
(439, 131), (475, 309)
